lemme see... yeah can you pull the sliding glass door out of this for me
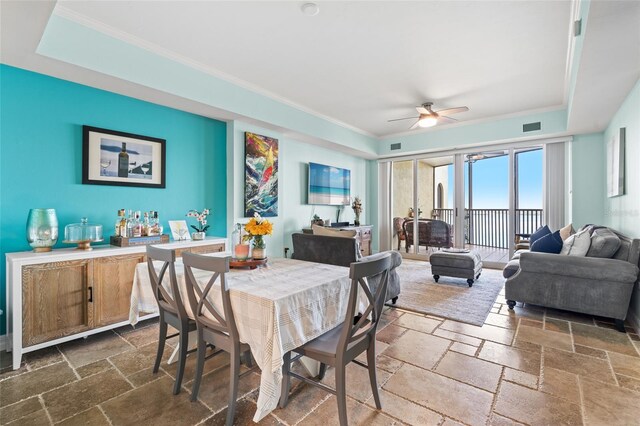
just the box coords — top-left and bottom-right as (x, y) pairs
(391, 156), (454, 259)
(389, 145), (543, 266)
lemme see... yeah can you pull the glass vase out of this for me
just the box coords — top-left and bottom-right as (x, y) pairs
(26, 208), (58, 252)
(253, 246), (266, 260)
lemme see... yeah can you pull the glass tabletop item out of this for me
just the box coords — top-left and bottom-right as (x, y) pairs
(26, 208), (59, 252)
(64, 217), (104, 250)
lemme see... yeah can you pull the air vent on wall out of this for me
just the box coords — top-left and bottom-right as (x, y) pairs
(390, 143), (402, 150)
(523, 122), (541, 133)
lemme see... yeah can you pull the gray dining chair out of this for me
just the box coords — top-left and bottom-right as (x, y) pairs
(146, 245), (197, 395)
(181, 252), (255, 426)
(279, 253), (392, 426)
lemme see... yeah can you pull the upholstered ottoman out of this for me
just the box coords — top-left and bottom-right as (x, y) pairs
(430, 250), (482, 287)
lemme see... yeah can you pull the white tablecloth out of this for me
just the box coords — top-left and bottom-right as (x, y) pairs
(129, 256), (353, 422)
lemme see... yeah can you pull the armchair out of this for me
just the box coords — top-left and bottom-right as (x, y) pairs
(402, 219), (452, 253)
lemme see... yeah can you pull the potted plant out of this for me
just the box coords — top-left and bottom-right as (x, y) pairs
(243, 213), (273, 259)
(311, 214), (324, 226)
(186, 208), (210, 240)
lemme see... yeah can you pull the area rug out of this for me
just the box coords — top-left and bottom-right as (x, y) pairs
(391, 259), (505, 326)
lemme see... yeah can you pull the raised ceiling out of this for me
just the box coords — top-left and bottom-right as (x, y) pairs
(2, 1), (638, 149)
(53, 0), (572, 137)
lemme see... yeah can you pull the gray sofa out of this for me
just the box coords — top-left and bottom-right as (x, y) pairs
(291, 233), (402, 304)
(504, 227), (640, 331)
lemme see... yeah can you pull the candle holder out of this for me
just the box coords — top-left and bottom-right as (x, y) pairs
(234, 243), (250, 261)
(26, 208), (59, 252)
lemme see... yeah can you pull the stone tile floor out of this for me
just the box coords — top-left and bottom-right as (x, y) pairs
(1, 287), (640, 425)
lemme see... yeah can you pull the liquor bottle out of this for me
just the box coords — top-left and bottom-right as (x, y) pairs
(126, 210), (134, 237)
(118, 143), (129, 177)
(155, 211), (163, 235)
(148, 211), (159, 236)
(115, 209), (125, 237)
(132, 211), (143, 237)
(142, 212), (150, 236)
(119, 209), (128, 237)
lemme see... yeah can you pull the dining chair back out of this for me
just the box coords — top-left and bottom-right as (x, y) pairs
(182, 252), (254, 426)
(279, 253), (392, 426)
(338, 254), (391, 363)
(146, 245), (196, 395)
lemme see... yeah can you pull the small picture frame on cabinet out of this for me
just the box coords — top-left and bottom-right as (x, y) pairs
(168, 220), (191, 241)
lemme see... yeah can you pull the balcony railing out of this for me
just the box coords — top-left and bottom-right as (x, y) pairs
(430, 208), (543, 249)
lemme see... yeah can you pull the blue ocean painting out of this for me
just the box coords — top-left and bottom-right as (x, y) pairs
(308, 163), (350, 205)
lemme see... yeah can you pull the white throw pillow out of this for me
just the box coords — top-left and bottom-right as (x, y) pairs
(312, 224), (357, 238)
(560, 228), (591, 256)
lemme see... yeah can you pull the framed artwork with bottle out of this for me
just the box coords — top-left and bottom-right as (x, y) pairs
(82, 125), (166, 188)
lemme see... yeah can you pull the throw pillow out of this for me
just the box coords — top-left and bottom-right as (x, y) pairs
(530, 230), (563, 254)
(586, 228), (621, 258)
(312, 224), (357, 238)
(559, 223), (575, 241)
(560, 228), (591, 256)
(530, 225), (551, 245)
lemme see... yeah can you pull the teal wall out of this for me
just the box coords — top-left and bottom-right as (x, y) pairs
(227, 121), (372, 259)
(570, 132), (605, 228)
(0, 65), (227, 334)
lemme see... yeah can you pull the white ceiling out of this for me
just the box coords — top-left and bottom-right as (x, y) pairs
(52, 0), (572, 137)
(1, 1), (638, 147)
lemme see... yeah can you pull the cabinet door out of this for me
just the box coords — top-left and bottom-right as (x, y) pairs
(93, 254), (145, 326)
(189, 243), (225, 255)
(22, 260), (93, 346)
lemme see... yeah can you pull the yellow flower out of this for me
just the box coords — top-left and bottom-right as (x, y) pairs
(244, 217), (273, 236)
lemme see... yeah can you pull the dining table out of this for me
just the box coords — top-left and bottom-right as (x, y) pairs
(129, 255), (356, 422)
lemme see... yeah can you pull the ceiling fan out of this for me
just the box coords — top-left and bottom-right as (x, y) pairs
(466, 151), (506, 163)
(388, 102), (469, 129)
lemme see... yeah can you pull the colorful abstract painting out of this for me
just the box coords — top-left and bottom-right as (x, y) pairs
(245, 132), (278, 217)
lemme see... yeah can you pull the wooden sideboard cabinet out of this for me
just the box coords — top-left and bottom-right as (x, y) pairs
(7, 237), (226, 370)
(302, 225), (374, 256)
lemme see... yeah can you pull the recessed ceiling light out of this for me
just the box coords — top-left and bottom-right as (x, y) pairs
(301, 3), (319, 16)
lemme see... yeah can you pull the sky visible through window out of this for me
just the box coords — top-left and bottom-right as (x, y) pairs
(445, 149), (543, 209)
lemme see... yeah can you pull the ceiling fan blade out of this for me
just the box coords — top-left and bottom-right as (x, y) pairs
(409, 120), (421, 130)
(435, 106), (469, 116)
(438, 116), (458, 123)
(415, 106), (429, 114)
(388, 116), (419, 122)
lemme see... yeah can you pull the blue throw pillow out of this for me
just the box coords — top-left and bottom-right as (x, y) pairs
(530, 225), (551, 245)
(530, 230), (563, 254)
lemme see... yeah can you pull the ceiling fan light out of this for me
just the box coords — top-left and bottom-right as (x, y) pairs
(418, 116), (438, 128)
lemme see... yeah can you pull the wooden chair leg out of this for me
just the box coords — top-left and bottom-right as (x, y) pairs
(154, 318), (167, 374)
(190, 329), (206, 402)
(226, 348), (241, 426)
(335, 365), (348, 426)
(367, 341), (382, 409)
(173, 324), (189, 395)
(279, 351), (291, 408)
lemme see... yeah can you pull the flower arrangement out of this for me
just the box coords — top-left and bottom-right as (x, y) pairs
(186, 209), (210, 233)
(243, 213), (273, 249)
(351, 196), (362, 225)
